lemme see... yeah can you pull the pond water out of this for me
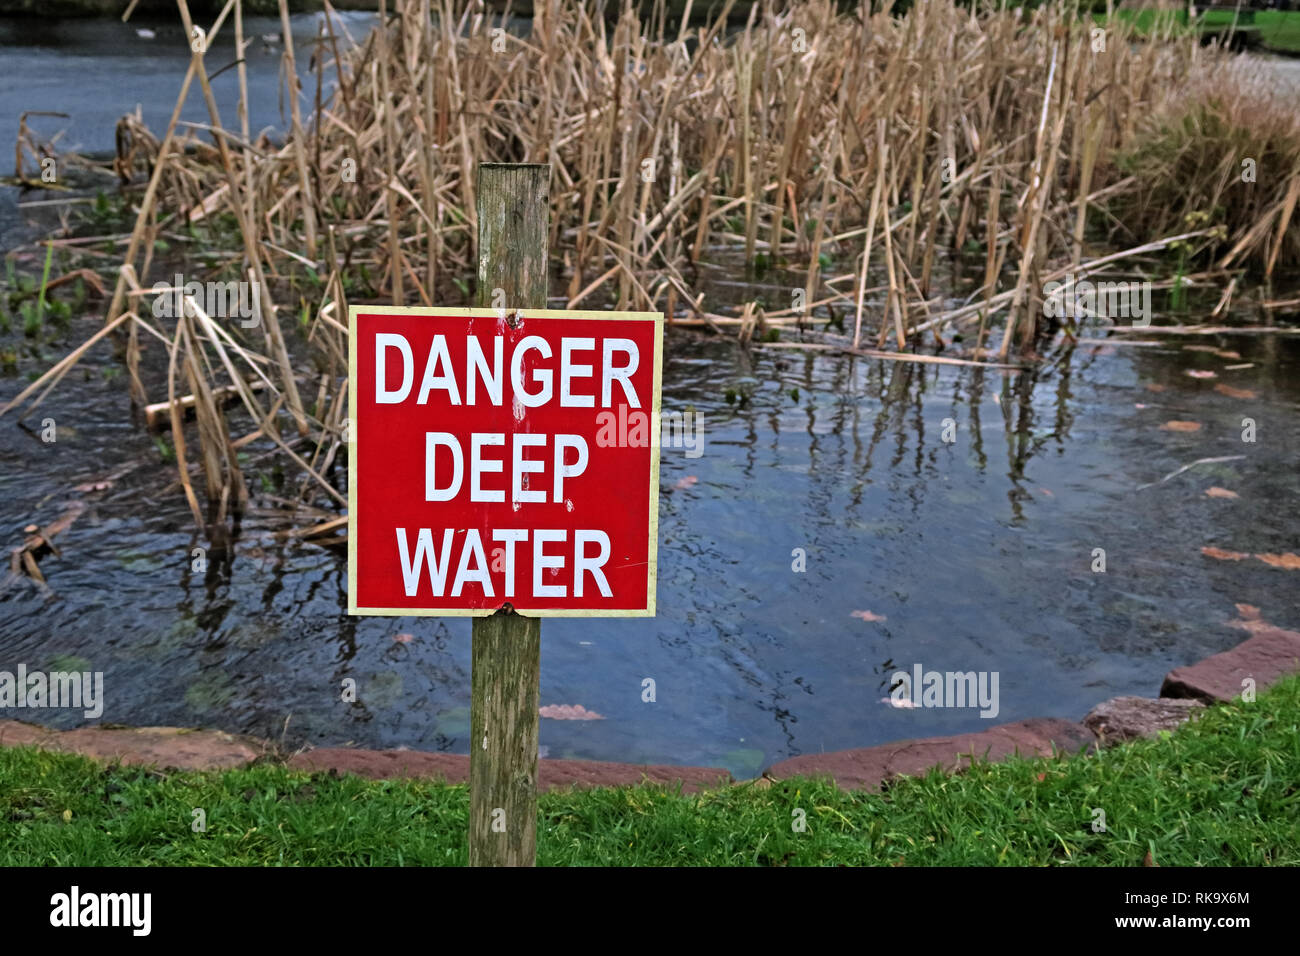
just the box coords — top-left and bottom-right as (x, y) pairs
(0, 12), (375, 156)
(4, 304), (1298, 777)
(1, 12), (378, 252)
(2, 15), (1299, 779)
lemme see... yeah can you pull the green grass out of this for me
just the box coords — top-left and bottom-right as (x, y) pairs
(1201, 9), (1300, 53)
(3, 675), (1299, 865)
(1102, 8), (1300, 53)
(1252, 11), (1300, 52)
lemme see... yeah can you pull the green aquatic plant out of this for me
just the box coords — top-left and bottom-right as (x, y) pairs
(35, 242), (53, 331)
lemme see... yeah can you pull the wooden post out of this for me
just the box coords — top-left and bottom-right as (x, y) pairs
(469, 163), (549, 867)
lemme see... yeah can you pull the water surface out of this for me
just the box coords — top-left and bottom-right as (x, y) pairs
(2, 16), (1299, 779)
(3, 315), (1298, 778)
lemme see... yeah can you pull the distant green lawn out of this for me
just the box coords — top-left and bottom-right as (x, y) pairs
(1207, 9), (1300, 52)
(1103, 8), (1300, 54)
(2, 673), (1298, 865)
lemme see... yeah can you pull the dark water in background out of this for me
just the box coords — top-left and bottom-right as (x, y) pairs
(0, 12), (374, 157)
(0, 12), (376, 251)
(2, 15), (1299, 779)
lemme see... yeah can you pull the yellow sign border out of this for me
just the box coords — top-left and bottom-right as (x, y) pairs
(347, 305), (663, 618)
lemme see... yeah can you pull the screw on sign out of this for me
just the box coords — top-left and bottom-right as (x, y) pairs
(348, 306), (663, 616)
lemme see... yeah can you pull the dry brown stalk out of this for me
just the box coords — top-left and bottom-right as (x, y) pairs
(8, 0), (1293, 539)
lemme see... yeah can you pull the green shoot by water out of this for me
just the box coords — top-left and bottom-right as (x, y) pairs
(36, 241), (53, 331)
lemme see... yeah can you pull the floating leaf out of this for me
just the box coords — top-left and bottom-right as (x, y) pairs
(1205, 487), (1239, 499)
(392, 633), (415, 644)
(1255, 552), (1300, 570)
(851, 609), (887, 622)
(1227, 603), (1275, 634)
(539, 704), (605, 720)
(1214, 350), (1241, 360)
(1225, 606), (1300, 639)
(1160, 420), (1201, 432)
(673, 475), (698, 490)
(1185, 369), (1217, 379)
(1201, 546), (1249, 561)
(1213, 383), (1256, 400)
(1145, 384), (1166, 393)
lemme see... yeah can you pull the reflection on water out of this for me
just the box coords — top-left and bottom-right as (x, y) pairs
(3, 319), (1298, 778)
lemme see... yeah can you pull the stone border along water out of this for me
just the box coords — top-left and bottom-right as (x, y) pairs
(1, 604), (1296, 791)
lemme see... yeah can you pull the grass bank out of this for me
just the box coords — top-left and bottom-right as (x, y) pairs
(1215, 10), (1300, 53)
(1105, 7), (1300, 55)
(3, 674), (1297, 865)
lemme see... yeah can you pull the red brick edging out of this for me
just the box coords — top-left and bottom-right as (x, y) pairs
(3, 607), (1296, 792)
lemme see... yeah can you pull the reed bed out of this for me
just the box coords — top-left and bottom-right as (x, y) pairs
(5, 0), (1299, 542)
(1112, 53), (1300, 277)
